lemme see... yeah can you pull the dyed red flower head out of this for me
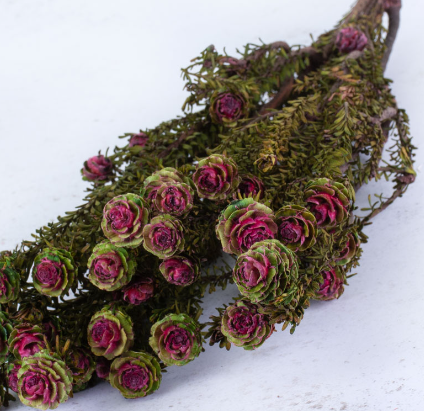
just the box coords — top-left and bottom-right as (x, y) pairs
(210, 91), (248, 126)
(142, 215), (185, 258)
(129, 132), (148, 147)
(123, 277), (154, 305)
(315, 266), (345, 301)
(235, 174), (266, 200)
(216, 198), (277, 256)
(193, 154), (240, 201)
(336, 27), (368, 54)
(81, 155), (113, 182)
(159, 256), (199, 286)
(304, 178), (353, 228)
(8, 324), (46, 360)
(221, 301), (274, 350)
(87, 307), (134, 360)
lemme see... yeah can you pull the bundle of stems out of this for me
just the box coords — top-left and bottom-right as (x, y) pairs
(0, 0), (415, 408)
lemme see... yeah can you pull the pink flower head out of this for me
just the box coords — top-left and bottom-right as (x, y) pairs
(123, 278), (154, 305)
(8, 324), (46, 359)
(193, 154), (240, 201)
(304, 178), (351, 228)
(159, 256), (199, 286)
(129, 132), (148, 147)
(316, 267), (344, 301)
(216, 198), (277, 255)
(8, 363), (21, 392)
(336, 27), (368, 54)
(236, 175), (265, 199)
(82, 155), (113, 181)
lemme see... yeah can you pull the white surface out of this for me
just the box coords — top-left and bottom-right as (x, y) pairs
(1, 0), (423, 410)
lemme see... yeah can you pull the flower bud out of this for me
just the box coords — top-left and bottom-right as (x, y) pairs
(17, 350), (73, 410)
(32, 248), (75, 297)
(159, 256), (199, 286)
(95, 357), (111, 380)
(87, 307), (134, 360)
(0, 312), (13, 364)
(235, 174), (265, 200)
(88, 242), (136, 291)
(129, 132), (148, 147)
(216, 198), (277, 255)
(67, 348), (95, 391)
(149, 313), (202, 366)
(144, 167), (192, 203)
(233, 239), (299, 305)
(101, 193), (149, 248)
(0, 257), (20, 303)
(335, 232), (360, 265)
(221, 301), (274, 350)
(154, 182), (194, 217)
(81, 155), (113, 182)
(8, 323), (46, 360)
(8, 361), (21, 393)
(275, 205), (317, 251)
(304, 178), (352, 228)
(336, 27), (368, 54)
(193, 154), (240, 201)
(315, 266), (345, 301)
(122, 278), (154, 305)
(209, 91), (248, 126)
(110, 351), (161, 399)
(142, 215), (185, 258)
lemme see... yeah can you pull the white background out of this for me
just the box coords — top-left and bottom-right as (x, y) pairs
(1, 0), (423, 410)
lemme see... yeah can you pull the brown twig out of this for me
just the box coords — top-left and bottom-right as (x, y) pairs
(259, 77), (295, 115)
(381, 2), (401, 71)
(158, 126), (201, 159)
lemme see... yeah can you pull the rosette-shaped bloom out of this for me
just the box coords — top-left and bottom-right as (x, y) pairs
(0, 312), (13, 364)
(144, 167), (192, 202)
(216, 198), (277, 255)
(159, 256), (199, 286)
(315, 266), (345, 301)
(336, 27), (368, 54)
(8, 323), (46, 360)
(87, 307), (134, 360)
(193, 154), (240, 201)
(101, 194), (149, 248)
(304, 178), (352, 228)
(88, 242), (136, 291)
(335, 232), (360, 265)
(149, 313), (202, 366)
(32, 248), (75, 297)
(122, 277), (154, 305)
(154, 182), (194, 217)
(110, 351), (161, 399)
(17, 350), (73, 410)
(221, 301), (274, 350)
(95, 357), (111, 380)
(129, 132), (148, 147)
(8, 362), (21, 392)
(67, 348), (95, 390)
(142, 215), (185, 258)
(235, 174), (265, 200)
(233, 239), (299, 304)
(0, 257), (20, 303)
(275, 205), (317, 252)
(209, 91), (248, 126)
(81, 155), (113, 182)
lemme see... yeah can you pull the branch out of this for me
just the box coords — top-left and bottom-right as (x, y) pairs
(158, 126), (200, 159)
(381, 2), (401, 71)
(259, 77), (295, 115)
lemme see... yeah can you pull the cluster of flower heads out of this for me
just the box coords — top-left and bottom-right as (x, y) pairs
(0, 149), (361, 409)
